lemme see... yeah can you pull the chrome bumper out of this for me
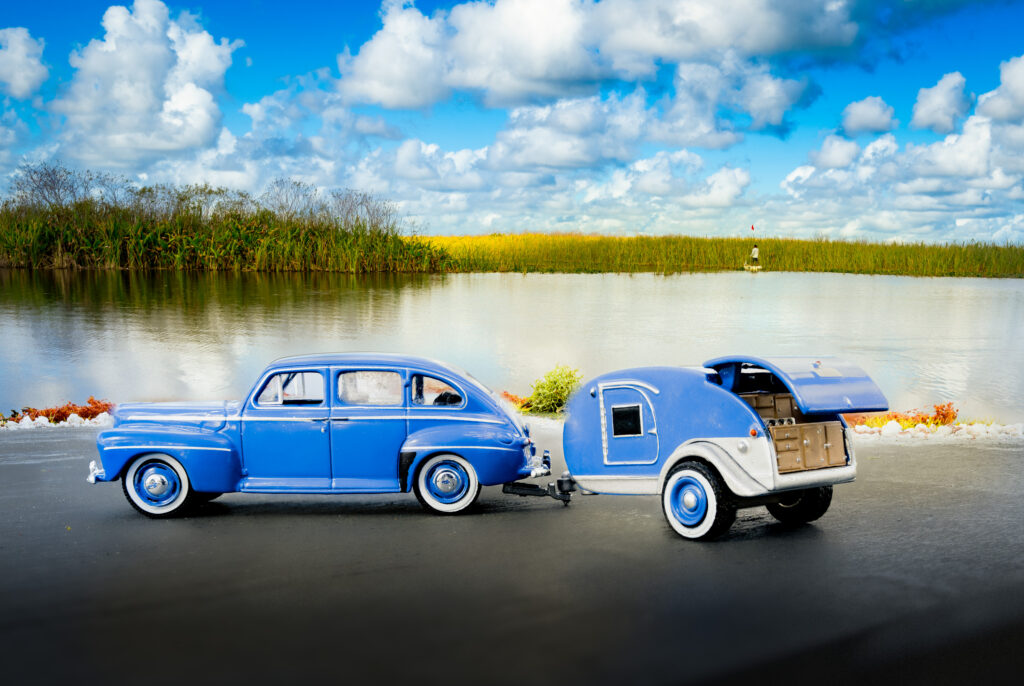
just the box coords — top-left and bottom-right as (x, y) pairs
(87, 460), (106, 484)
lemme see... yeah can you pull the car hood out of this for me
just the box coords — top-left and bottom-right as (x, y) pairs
(113, 401), (235, 431)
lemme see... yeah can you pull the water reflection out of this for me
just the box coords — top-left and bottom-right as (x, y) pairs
(1, 269), (1022, 421)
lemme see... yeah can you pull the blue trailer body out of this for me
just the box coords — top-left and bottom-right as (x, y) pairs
(562, 356), (888, 540)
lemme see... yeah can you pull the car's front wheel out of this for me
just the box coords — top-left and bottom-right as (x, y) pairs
(414, 454), (481, 514)
(662, 461), (735, 540)
(122, 454), (195, 518)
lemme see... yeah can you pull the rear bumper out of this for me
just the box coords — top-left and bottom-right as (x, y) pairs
(87, 460), (107, 484)
(516, 449), (551, 479)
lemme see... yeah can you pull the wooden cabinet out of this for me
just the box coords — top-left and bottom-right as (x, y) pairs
(769, 421), (846, 473)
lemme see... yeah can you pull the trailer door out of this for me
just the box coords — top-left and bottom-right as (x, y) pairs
(600, 384), (659, 465)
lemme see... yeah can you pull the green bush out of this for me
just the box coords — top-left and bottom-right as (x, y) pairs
(525, 365), (583, 414)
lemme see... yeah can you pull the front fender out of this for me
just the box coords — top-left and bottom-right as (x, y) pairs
(96, 427), (241, 493)
(402, 424), (527, 489)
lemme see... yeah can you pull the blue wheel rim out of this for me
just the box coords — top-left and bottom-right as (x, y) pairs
(425, 460), (470, 504)
(133, 462), (182, 507)
(670, 475), (708, 526)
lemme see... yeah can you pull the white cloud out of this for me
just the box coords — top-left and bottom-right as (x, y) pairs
(842, 96), (895, 135)
(337, 1), (449, 109)
(811, 134), (860, 168)
(681, 166), (750, 207)
(0, 27), (49, 99)
(50, 0), (242, 166)
(910, 116), (992, 178)
(911, 72), (969, 134)
(591, 0), (858, 77)
(488, 91), (649, 169)
(977, 54), (1024, 122)
(445, 0), (600, 106)
(337, 0), (810, 129)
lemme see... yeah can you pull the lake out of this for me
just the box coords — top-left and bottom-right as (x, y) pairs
(2, 269), (1022, 422)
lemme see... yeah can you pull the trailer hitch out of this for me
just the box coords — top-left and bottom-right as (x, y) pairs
(503, 452), (577, 505)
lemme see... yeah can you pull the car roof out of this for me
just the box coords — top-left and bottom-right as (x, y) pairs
(265, 353), (470, 380)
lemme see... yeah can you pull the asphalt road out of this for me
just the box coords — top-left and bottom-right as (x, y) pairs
(2, 426), (1023, 685)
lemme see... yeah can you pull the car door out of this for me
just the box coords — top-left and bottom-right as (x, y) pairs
(241, 368), (331, 490)
(329, 368), (408, 492)
(600, 383), (660, 465)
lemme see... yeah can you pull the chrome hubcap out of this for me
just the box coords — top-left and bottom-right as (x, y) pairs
(433, 469), (459, 494)
(144, 473), (170, 496)
(682, 491), (698, 510)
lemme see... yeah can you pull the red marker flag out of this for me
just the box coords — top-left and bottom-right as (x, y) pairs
(751, 224), (755, 231)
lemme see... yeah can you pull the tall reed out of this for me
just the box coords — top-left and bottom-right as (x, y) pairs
(428, 233), (1024, 278)
(0, 165), (450, 273)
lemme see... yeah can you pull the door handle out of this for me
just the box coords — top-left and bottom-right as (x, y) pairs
(331, 417), (349, 422)
(648, 428), (657, 435)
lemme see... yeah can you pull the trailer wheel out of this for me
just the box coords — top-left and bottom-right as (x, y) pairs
(414, 454), (481, 514)
(767, 486), (833, 524)
(662, 462), (735, 540)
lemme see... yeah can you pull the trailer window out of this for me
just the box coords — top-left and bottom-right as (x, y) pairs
(611, 404), (642, 437)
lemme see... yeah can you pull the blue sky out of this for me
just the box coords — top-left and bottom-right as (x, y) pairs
(2, 0), (1024, 242)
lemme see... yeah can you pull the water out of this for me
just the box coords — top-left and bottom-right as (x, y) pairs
(2, 269), (1023, 422)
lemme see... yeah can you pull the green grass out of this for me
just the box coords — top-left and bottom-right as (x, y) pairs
(429, 233), (1024, 278)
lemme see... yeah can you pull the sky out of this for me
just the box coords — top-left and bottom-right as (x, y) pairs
(2, 0), (1024, 242)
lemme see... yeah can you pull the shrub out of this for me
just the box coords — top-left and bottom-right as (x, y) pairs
(524, 365), (582, 414)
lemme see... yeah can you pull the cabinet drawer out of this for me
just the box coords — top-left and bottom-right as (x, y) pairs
(770, 426), (799, 442)
(776, 448), (803, 473)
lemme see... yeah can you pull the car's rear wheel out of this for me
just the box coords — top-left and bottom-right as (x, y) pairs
(766, 486), (833, 524)
(122, 454), (195, 518)
(662, 461), (735, 540)
(414, 454), (480, 514)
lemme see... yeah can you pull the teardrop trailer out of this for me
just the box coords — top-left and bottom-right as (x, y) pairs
(555, 356), (889, 539)
(87, 353), (887, 541)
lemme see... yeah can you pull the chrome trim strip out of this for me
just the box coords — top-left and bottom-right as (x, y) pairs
(404, 445), (518, 452)
(103, 445), (232, 452)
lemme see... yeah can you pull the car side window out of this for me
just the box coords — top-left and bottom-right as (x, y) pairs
(411, 375), (463, 406)
(257, 371), (325, 406)
(338, 371), (403, 406)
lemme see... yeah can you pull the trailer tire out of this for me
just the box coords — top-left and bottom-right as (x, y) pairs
(662, 461), (735, 540)
(767, 486), (833, 524)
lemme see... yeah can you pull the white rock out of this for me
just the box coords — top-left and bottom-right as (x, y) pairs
(966, 423), (988, 436)
(934, 425), (953, 437)
(1004, 423), (1024, 436)
(880, 420), (903, 437)
(66, 413), (86, 427)
(19, 416), (35, 428)
(33, 416), (51, 427)
(88, 412), (113, 427)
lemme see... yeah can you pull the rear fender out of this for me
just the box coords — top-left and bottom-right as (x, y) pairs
(402, 424), (526, 489)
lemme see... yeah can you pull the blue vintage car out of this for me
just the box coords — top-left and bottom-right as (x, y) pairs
(88, 353), (547, 517)
(562, 356), (888, 540)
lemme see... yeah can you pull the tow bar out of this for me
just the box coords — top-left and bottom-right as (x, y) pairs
(502, 451), (576, 505)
